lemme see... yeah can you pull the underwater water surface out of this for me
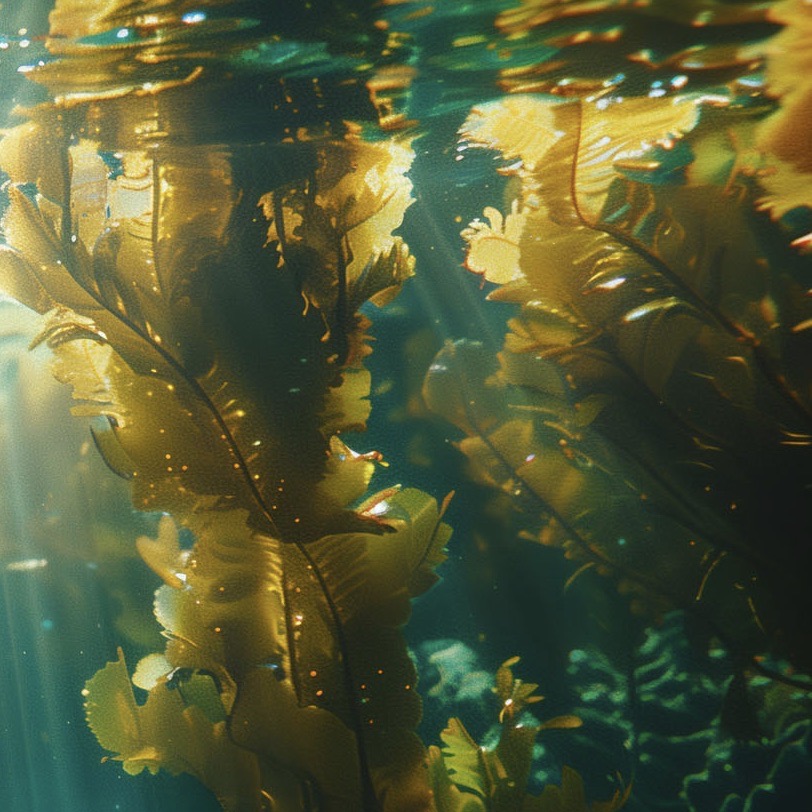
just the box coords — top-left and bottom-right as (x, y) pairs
(1, 1), (811, 811)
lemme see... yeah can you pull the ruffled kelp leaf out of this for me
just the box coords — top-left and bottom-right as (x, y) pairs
(464, 203), (527, 284)
(462, 89), (810, 484)
(758, 159), (812, 229)
(429, 659), (615, 812)
(319, 366), (374, 437)
(84, 649), (263, 811)
(427, 92), (812, 673)
(757, 0), (812, 174)
(0, 121), (416, 541)
(756, 1), (812, 251)
(427, 745), (487, 812)
(263, 130), (415, 345)
(251, 488), (449, 811)
(0, 68), (446, 808)
(350, 240), (416, 311)
(683, 107), (767, 192)
(439, 718), (487, 799)
(456, 99), (806, 430)
(460, 93), (701, 219)
(135, 514), (187, 589)
(138, 488), (450, 810)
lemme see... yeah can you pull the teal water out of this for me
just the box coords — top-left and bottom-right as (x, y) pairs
(1, 2), (811, 811)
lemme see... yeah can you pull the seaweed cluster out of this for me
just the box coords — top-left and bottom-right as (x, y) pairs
(423, 0), (812, 678)
(564, 611), (812, 812)
(0, 1), (448, 809)
(1, 1), (811, 811)
(0, 1), (614, 810)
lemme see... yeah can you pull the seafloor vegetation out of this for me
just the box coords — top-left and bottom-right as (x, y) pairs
(0, 1), (810, 811)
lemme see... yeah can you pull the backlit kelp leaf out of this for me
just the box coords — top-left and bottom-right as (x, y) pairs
(757, 158), (812, 228)
(1, 58), (447, 807)
(136, 507), (371, 808)
(139, 489), (450, 810)
(463, 203), (527, 284)
(461, 94), (811, 439)
(682, 107), (767, 191)
(426, 90), (812, 674)
(427, 746), (487, 812)
(350, 241), (416, 311)
(320, 366), (374, 437)
(757, 0), (812, 173)
(1, 2), (445, 809)
(438, 718), (486, 799)
(429, 659), (617, 812)
(756, 0), (812, 251)
(271, 488), (450, 810)
(136, 514), (187, 589)
(0, 124), (419, 540)
(84, 649), (263, 811)
(263, 130), (415, 333)
(461, 94), (701, 217)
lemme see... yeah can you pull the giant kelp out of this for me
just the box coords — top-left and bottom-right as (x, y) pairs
(428, 657), (628, 812)
(8, 0), (810, 810)
(0, 1), (449, 809)
(0, 1), (623, 810)
(755, 0), (812, 250)
(423, 48), (812, 680)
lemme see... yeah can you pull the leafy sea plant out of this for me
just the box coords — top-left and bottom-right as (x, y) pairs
(428, 657), (628, 812)
(487, 0), (812, 249)
(423, 86), (812, 677)
(0, 1), (453, 809)
(754, 0), (812, 251)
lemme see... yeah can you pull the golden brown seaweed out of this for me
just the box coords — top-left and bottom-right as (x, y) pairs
(0, 2), (451, 807)
(756, 0), (812, 250)
(427, 658), (627, 812)
(425, 88), (812, 676)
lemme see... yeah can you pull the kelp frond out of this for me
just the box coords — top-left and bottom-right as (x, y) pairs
(0, 16), (444, 804)
(428, 657), (626, 812)
(425, 88), (812, 676)
(84, 648), (263, 811)
(756, 0), (812, 251)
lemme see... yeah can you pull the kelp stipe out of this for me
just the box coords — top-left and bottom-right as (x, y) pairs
(424, 8), (812, 680)
(0, 1), (451, 809)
